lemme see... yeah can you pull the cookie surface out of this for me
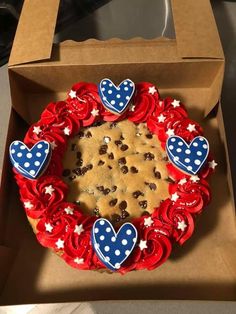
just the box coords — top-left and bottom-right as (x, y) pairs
(62, 120), (170, 221)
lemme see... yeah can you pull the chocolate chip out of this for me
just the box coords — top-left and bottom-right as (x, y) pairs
(139, 200), (147, 209)
(108, 165), (112, 170)
(97, 186), (104, 192)
(103, 188), (111, 195)
(121, 166), (128, 174)
(141, 211), (150, 216)
(76, 152), (82, 159)
(149, 183), (157, 191)
(76, 159), (83, 166)
(109, 199), (118, 206)
(98, 160), (105, 166)
(115, 140), (122, 146)
(121, 210), (129, 219)
(119, 201), (127, 211)
(103, 136), (111, 144)
(110, 122), (117, 128)
(118, 157), (126, 165)
(146, 133), (153, 139)
(163, 156), (168, 161)
(71, 143), (76, 151)
(62, 169), (71, 177)
(120, 135), (124, 140)
(153, 167), (161, 179)
(130, 166), (138, 173)
(80, 167), (88, 176)
(72, 168), (82, 176)
(69, 175), (76, 181)
(99, 144), (108, 155)
(144, 152), (154, 160)
(87, 164), (93, 170)
(111, 185), (117, 192)
(133, 190), (144, 199)
(120, 144), (128, 151)
(108, 153), (114, 159)
(86, 131), (92, 138)
(112, 214), (121, 223)
(78, 131), (84, 138)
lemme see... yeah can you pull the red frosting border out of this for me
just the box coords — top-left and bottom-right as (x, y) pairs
(13, 81), (215, 274)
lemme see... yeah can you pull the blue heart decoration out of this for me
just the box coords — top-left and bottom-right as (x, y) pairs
(9, 140), (51, 179)
(92, 218), (138, 271)
(98, 78), (135, 115)
(166, 136), (209, 175)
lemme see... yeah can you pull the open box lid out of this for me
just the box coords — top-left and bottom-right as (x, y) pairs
(8, 0), (224, 67)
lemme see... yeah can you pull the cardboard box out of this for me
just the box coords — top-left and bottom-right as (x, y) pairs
(1, 0), (235, 305)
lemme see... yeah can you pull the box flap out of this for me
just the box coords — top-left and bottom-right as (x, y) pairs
(9, 0), (60, 66)
(172, 0), (224, 59)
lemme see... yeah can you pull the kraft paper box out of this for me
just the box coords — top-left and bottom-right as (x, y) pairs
(0, 0), (235, 306)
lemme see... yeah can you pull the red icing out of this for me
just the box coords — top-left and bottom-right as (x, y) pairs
(12, 81), (215, 273)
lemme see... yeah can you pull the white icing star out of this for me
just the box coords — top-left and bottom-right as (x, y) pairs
(55, 238), (64, 249)
(69, 90), (77, 99)
(158, 114), (166, 123)
(166, 129), (175, 137)
(171, 192), (179, 202)
(74, 224), (84, 235)
(33, 126), (42, 135)
(24, 201), (33, 209)
(179, 178), (187, 185)
(45, 222), (53, 233)
(144, 217), (153, 227)
(63, 127), (71, 136)
(171, 99), (180, 108)
(44, 185), (55, 196)
(190, 175), (200, 183)
(91, 108), (99, 117)
(50, 141), (57, 150)
(148, 86), (157, 95)
(177, 220), (187, 232)
(187, 123), (196, 132)
(130, 105), (136, 112)
(65, 206), (74, 215)
(74, 257), (84, 264)
(208, 160), (218, 169)
(139, 240), (148, 251)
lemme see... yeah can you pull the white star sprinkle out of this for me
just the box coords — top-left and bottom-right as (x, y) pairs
(44, 185), (55, 196)
(190, 175), (200, 183)
(33, 126), (42, 135)
(166, 129), (175, 137)
(171, 99), (180, 108)
(45, 223), (53, 233)
(144, 217), (153, 227)
(158, 114), (166, 123)
(139, 240), (148, 251)
(69, 90), (77, 99)
(177, 220), (187, 232)
(74, 257), (84, 264)
(171, 192), (179, 202)
(24, 201), (33, 209)
(55, 238), (64, 249)
(74, 224), (84, 235)
(187, 124), (196, 132)
(65, 206), (74, 215)
(63, 127), (71, 136)
(50, 141), (57, 150)
(208, 160), (218, 169)
(148, 86), (157, 95)
(91, 108), (99, 117)
(179, 178), (187, 185)
(130, 105), (136, 112)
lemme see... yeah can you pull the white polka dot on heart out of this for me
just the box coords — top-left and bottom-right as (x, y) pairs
(11, 149), (15, 154)
(115, 263), (121, 269)
(36, 152), (41, 157)
(133, 238), (136, 243)
(119, 102), (124, 107)
(170, 138), (176, 142)
(104, 246), (110, 252)
(187, 166), (193, 171)
(26, 153), (32, 158)
(178, 142), (183, 146)
(193, 142), (198, 147)
(185, 158), (190, 163)
(203, 144), (208, 149)
(29, 170), (35, 175)
(126, 229), (132, 235)
(94, 228), (99, 233)
(194, 159), (201, 165)
(126, 96), (130, 100)
(34, 161), (40, 166)
(106, 227), (111, 233)
(169, 145), (174, 150)
(14, 141), (19, 145)
(197, 151), (202, 156)
(111, 236), (116, 242)
(124, 87), (129, 91)
(102, 81), (107, 85)
(124, 81), (128, 85)
(129, 83), (133, 87)
(199, 137), (204, 141)
(24, 162), (30, 168)
(109, 83), (112, 87)
(99, 220), (105, 225)
(185, 149), (191, 154)
(100, 235), (105, 241)
(122, 239), (128, 245)
(111, 100), (115, 105)
(115, 250), (120, 256)
(105, 256), (110, 262)
(17, 152), (22, 157)
(125, 250), (130, 256)
(45, 149), (49, 154)
(20, 145), (26, 150)
(176, 148), (182, 153)
(37, 144), (43, 149)
(101, 87), (105, 91)
(116, 94), (121, 98)
(108, 90), (112, 94)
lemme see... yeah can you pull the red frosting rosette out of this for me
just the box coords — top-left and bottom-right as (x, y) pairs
(11, 81), (216, 274)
